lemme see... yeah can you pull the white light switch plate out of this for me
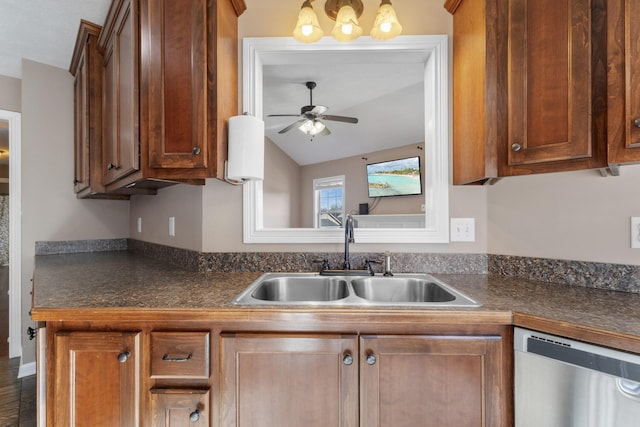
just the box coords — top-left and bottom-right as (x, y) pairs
(450, 218), (475, 242)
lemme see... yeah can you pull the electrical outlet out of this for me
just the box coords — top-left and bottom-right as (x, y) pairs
(169, 216), (175, 237)
(631, 217), (640, 248)
(137, 217), (142, 233)
(450, 218), (475, 242)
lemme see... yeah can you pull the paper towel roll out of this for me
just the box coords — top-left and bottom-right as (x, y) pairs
(227, 115), (265, 181)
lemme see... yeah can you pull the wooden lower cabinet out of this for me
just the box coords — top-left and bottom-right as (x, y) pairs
(360, 335), (504, 427)
(44, 322), (511, 426)
(150, 389), (210, 427)
(220, 334), (359, 427)
(53, 331), (141, 426)
(220, 333), (508, 427)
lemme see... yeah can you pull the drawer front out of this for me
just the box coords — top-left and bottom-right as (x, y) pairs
(151, 331), (210, 379)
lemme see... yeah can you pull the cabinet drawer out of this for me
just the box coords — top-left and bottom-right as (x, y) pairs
(150, 331), (210, 379)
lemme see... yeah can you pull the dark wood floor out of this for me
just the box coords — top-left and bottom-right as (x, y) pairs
(0, 357), (36, 427)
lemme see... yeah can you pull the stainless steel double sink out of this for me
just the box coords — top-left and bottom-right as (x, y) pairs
(233, 273), (480, 307)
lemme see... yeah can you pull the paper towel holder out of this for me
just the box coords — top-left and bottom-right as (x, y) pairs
(224, 113), (265, 186)
(224, 160), (246, 186)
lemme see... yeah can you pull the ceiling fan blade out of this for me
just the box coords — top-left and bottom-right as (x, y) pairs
(278, 119), (305, 134)
(322, 115), (359, 124)
(268, 114), (302, 117)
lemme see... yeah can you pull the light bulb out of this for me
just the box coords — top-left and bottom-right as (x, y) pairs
(331, 4), (362, 42)
(299, 119), (326, 135)
(370, 1), (402, 41)
(293, 1), (324, 43)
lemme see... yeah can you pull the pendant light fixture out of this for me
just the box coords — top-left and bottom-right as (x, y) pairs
(293, 0), (325, 43)
(292, 0), (401, 43)
(329, 0), (363, 42)
(370, 0), (403, 40)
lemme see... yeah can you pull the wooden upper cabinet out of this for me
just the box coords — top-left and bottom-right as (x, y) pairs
(99, 0), (140, 187)
(93, 0), (247, 193)
(502, 0), (607, 175)
(53, 331), (141, 426)
(446, 0), (506, 185)
(445, 0), (608, 184)
(607, 0), (640, 164)
(70, 20), (127, 199)
(141, 0), (208, 171)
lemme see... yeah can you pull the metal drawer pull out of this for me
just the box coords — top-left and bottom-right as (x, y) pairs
(192, 147), (201, 155)
(162, 353), (193, 362)
(189, 408), (201, 422)
(511, 143), (522, 152)
(117, 351), (130, 363)
(634, 118), (640, 128)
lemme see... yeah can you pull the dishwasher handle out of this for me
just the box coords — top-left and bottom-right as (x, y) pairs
(527, 337), (640, 384)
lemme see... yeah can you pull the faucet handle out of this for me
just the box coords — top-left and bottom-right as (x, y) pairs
(363, 259), (382, 276)
(312, 258), (331, 272)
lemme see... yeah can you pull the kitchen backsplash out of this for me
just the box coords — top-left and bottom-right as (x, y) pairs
(35, 239), (640, 294)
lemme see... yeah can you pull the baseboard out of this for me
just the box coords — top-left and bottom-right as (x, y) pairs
(18, 361), (36, 378)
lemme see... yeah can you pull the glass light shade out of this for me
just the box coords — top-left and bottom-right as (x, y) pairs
(330, 5), (363, 42)
(293, 2), (324, 43)
(370, 2), (403, 40)
(298, 119), (326, 135)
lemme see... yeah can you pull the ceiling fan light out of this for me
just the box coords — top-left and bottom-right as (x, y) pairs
(293, 0), (324, 43)
(331, 4), (363, 42)
(370, 0), (403, 41)
(298, 119), (326, 135)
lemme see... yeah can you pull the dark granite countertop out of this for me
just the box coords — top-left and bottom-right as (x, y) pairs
(31, 251), (640, 353)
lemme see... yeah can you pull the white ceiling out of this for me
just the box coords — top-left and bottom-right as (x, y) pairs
(0, 0), (111, 78)
(262, 50), (426, 166)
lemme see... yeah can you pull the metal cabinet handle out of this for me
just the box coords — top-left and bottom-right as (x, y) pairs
(511, 143), (522, 152)
(192, 147), (201, 155)
(634, 119), (640, 128)
(107, 162), (117, 170)
(73, 178), (79, 185)
(366, 353), (377, 365)
(189, 409), (201, 422)
(162, 353), (193, 362)
(117, 351), (130, 363)
(343, 353), (354, 365)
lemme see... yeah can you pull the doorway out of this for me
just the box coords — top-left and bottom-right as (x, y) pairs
(0, 110), (21, 360)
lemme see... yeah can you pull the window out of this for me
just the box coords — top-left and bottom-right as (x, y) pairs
(313, 175), (345, 228)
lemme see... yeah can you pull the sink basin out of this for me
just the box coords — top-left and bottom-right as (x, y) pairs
(233, 273), (480, 307)
(250, 276), (349, 302)
(350, 277), (456, 303)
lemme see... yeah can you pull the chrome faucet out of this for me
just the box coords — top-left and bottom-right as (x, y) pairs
(343, 214), (355, 270)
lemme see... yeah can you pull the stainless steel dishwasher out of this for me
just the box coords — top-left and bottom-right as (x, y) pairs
(514, 327), (640, 426)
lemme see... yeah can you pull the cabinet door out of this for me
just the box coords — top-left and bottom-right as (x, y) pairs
(73, 55), (90, 194)
(220, 333), (359, 427)
(140, 0), (208, 170)
(102, 0), (140, 185)
(360, 335), (507, 427)
(71, 21), (111, 198)
(150, 389), (209, 427)
(54, 331), (140, 426)
(505, 0), (606, 172)
(608, 0), (640, 164)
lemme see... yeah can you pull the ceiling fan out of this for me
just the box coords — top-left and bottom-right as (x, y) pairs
(268, 81), (359, 137)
